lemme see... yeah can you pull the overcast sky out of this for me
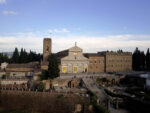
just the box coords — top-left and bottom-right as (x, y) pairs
(0, 0), (150, 53)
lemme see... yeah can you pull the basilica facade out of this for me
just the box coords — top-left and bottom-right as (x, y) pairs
(57, 43), (89, 73)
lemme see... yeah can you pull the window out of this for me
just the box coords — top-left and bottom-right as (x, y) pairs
(84, 66), (87, 72)
(46, 46), (49, 52)
(62, 66), (67, 73)
(74, 52), (78, 56)
(74, 66), (78, 73)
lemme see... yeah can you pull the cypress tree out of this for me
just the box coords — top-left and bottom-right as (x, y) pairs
(19, 48), (24, 63)
(133, 47), (140, 70)
(140, 51), (145, 70)
(48, 54), (60, 79)
(11, 48), (19, 63)
(146, 48), (150, 71)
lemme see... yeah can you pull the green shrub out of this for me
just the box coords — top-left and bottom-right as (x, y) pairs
(37, 82), (45, 92)
(2, 74), (6, 79)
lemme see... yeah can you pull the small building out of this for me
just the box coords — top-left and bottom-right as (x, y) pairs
(0, 62), (8, 70)
(6, 62), (40, 78)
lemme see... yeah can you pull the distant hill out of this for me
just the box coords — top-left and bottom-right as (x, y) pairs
(2, 52), (13, 58)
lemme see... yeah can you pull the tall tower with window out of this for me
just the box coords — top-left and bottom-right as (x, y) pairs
(43, 38), (52, 62)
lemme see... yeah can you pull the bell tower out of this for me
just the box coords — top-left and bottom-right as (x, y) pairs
(43, 38), (52, 62)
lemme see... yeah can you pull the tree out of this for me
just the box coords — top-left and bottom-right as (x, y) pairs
(11, 48), (19, 63)
(140, 51), (145, 70)
(27, 50), (42, 63)
(37, 82), (45, 92)
(2, 74), (6, 79)
(133, 47), (140, 70)
(19, 48), (24, 63)
(132, 47), (146, 70)
(0, 53), (9, 64)
(40, 70), (49, 80)
(48, 54), (60, 79)
(146, 48), (150, 71)
(19, 48), (28, 63)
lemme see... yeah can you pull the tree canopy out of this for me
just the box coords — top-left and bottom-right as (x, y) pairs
(40, 54), (60, 80)
(132, 47), (150, 71)
(48, 54), (60, 79)
(0, 48), (42, 64)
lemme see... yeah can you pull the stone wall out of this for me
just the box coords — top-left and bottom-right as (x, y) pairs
(1, 79), (28, 85)
(0, 90), (91, 113)
(105, 52), (132, 72)
(88, 56), (105, 73)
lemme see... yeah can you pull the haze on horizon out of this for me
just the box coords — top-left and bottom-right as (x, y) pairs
(0, 0), (150, 53)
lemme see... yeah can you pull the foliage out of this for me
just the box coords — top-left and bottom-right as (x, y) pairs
(2, 74), (6, 79)
(119, 75), (145, 87)
(19, 48), (28, 63)
(40, 54), (60, 80)
(37, 82), (45, 92)
(27, 50), (42, 63)
(124, 96), (150, 113)
(104, 88), (124, 98)
(0, 48), (42, 64)
(11, 48), (20, 63)
(48, 54), (60, 79)
(125, 88), (144, 97)
(10, 48), (42, 64)
(146, 48), (150, 71)
(132, 47), (150, 71)
(0, 53), (9, 64)
(87, 90), (109, 113)
(97, 78), (110, 83)
(40, 70), (49, 80)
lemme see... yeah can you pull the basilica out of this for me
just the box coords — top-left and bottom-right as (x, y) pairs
(41, 38), (132, 74)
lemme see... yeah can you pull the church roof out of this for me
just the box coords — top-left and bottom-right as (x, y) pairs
(69, 43), (82, 52)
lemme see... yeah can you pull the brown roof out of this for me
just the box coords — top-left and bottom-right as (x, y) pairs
(56, 50), (69, 63)
(84, 53), (104, 58)
(7, 62), (39, 68)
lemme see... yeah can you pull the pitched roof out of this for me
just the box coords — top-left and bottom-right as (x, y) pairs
(7, 62), (39, 68)
(84, 53), (104, 58)
(69, 46), (82, 52)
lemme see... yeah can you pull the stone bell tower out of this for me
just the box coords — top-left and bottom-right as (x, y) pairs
(43, 38), (52, 62)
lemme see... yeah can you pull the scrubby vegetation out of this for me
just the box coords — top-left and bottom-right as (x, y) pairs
(88, 90), (109, 113)
(37, 82), (45, 92)
(40, 54), (60, 80)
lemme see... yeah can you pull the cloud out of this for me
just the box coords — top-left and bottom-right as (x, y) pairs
(48, 28), (70, 33)
(0, 0), (6, 4)
(3, 10), (17, 15)
(0, 33), (150, 53)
